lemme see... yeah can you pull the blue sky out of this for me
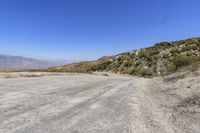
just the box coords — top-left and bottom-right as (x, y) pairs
(0, 0), (200, 60)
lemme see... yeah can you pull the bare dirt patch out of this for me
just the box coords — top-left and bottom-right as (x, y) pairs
(0, 72), (67, 79)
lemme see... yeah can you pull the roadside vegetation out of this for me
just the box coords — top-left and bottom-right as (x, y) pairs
(48, 37), (200, 78)
(0, 69), (16, 73)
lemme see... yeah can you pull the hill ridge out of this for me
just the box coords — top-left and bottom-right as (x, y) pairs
(48, 37), (200, 77)
(0, 54), (67, 70)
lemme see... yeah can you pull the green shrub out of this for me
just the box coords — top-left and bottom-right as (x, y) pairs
(155, 42), (172, 49)
(181, 45), (198, 52)
(170, 49), (179, 55)
(149, 48), (160, 56)
(135, 61), (142, 66)
(123, 60), (132, 67)
(146, 56), (153, 62)
(126, 67), (135, 75)
(163, 54), (170, 59)
(138, 51), (148, 58)
(160, 64), (176, 76)
(184, 39), (195, 45)
(139, 69), (154, 77)
(191, 45), (198, 50)
(172, 55), (199, 69)
(102, 74), (109, 76)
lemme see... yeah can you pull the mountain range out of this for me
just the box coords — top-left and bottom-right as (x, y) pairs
(0, 54), (71, 70)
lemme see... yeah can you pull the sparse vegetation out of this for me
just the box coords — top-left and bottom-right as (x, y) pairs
(0, 69), (16, 73)
(161, 64), (176, 76)
(48, 37), (200, 78)
(102, 73), (109, 76)
(172, 55), (199, 70)
(139, 69), (154, 78)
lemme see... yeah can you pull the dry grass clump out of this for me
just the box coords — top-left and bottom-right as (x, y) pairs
(0, 69), (16, 73)
(102, 73), (109, 76)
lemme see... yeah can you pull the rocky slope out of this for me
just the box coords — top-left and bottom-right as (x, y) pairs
(48, 37), (200, 77)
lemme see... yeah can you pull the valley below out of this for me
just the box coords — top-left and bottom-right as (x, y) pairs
(0, 71), (199, 133)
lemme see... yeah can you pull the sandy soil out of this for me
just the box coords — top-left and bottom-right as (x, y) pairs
(0, 72), (199, 133)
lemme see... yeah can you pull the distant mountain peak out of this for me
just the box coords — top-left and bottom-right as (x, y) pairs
(0, 54), (72, 70)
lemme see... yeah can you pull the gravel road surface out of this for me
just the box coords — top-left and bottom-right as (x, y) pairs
(0, 73), (199, 133)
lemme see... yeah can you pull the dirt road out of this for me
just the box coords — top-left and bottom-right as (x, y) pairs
(0, 73), (199, 133)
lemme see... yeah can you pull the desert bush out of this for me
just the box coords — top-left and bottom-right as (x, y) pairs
(96, 61), (111, 71)
(126, 67), (135, 75)
(155, 42), (172, 49)
(102, 73), (109, 76)
(170, 49), (180, 55)
(135, 60), (142, 67)
(139, 69), (154, 77)
(138, 51), (148, 58)
(163, 54), (170, 59)
(149, 48), (160, 56)
(181, 45), (198, 52)
(160, 64), (176, 76)
(172, 55), (199, 70)
(123, 60), (133, 67)
(190, 45), (198, 50)
(184, 39), (195, 45)
(146, 56), (153, 62)
(0, 69), (16, 73)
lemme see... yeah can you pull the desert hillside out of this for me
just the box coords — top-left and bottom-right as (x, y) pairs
(48, 37), (200, 77)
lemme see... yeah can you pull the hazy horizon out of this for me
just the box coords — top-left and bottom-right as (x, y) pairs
(1, 0), (200, 60)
